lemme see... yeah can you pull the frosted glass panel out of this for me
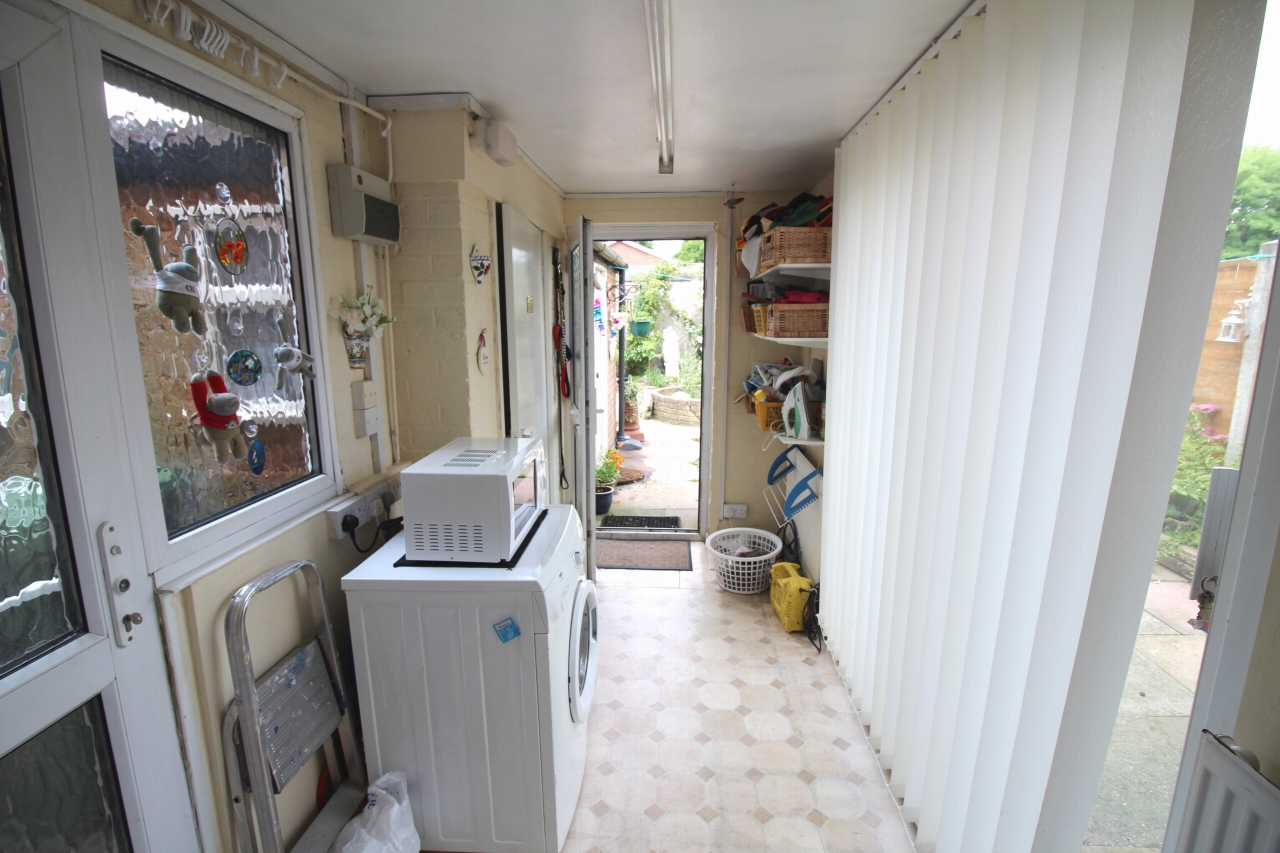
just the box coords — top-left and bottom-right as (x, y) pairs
(0, 698), (133, 853)
(103, 58), (318, 537)
(0, 95), (84, 678)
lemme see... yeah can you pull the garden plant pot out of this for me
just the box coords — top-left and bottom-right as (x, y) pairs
(595, 485), (615, 515)
(624, 401), (639, 426)
(628, 319), (652, 337)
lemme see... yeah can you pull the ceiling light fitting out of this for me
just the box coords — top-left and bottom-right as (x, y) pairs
(643, 0), (674, 174)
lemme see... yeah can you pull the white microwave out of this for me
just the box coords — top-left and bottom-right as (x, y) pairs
(400, 437), (548, 563)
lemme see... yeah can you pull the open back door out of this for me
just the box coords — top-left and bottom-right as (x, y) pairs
(568, 216), (595, 578)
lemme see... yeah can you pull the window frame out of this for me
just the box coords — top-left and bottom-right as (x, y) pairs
(70, 20), (343, 582)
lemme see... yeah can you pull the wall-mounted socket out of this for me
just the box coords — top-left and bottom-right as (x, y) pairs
(722, 503), (748, 519)
(327, 491), (380, 539)
(326, 470), (405, 539)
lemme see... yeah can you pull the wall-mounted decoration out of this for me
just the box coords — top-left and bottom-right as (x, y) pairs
(225, 349), (263, 387)
(470, 245), (492, 287)
(343, 329), (369, 368)
(247, 439), (266, 475)
(329, 285), (394, 370)
(215, 182), (232, 205)
(214, 218), (248, 276)
(128, 217), (205, 335)
(477, 328), (491, 374)
(272, 316), (315, 390)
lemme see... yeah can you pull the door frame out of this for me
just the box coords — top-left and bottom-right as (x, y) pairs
(590, 224), (718, 539)
(0, 1), (198, 848)
(1163, 252), (1280, 849)
(568, 217), (594, 577)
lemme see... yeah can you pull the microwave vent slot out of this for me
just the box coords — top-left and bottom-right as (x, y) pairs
(423, 523), (484, 553)
(444, 449), (499, 468)
(412, 523), (427, 552)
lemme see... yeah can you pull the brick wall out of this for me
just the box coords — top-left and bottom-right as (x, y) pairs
(390, 181), (475, 459)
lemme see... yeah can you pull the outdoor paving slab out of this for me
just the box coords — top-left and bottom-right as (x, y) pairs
(1138, 610), (1178, 635)
(1134, 634), (1206, 692)
(1085, 715), (1190, 849)
(1117, 648), (1195, 717)
(1142, 579), (1200, 636)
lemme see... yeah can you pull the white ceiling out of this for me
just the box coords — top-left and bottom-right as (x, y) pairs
(226, 0), (967, 195)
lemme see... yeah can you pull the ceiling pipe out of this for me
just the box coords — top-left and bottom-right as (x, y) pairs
(643, 0), (675, 174)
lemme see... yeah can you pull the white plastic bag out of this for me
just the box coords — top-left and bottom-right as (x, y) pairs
(330, 772), (420, 853)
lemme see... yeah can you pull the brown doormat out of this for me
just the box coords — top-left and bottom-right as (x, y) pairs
(596, 539), (693, 571)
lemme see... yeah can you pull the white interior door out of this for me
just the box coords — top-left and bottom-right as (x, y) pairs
(0, 2), (197, 849)
(501, 204), (551, 444)
(568, 216), (595, 577)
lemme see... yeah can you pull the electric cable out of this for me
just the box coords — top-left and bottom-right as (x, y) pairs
(803, 583), (823, 654)
(345, 514), (403, 554)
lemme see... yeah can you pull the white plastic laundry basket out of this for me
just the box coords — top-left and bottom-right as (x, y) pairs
(705, 528), (783, 594)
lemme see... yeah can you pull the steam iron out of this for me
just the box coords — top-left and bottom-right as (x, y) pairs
(781, 382), (813, 440)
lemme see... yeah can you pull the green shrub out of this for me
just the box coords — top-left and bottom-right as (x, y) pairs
(1158, 405), (1228, 559)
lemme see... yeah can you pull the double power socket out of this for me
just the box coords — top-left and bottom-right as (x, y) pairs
(325, 471), (404, 539)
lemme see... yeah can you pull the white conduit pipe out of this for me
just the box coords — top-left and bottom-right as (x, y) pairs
(141, 1), (394, 184)
(286, 72), (394, 185)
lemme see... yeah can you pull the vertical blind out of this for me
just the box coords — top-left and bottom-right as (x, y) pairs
(817, 0), (1260, 849)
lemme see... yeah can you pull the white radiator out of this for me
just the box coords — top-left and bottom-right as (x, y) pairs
(1175, 731), (1280, 852)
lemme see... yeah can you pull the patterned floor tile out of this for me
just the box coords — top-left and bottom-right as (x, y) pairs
(565, 555), (913, 851)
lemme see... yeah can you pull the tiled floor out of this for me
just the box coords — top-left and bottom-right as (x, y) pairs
(566, 546), (914, 852)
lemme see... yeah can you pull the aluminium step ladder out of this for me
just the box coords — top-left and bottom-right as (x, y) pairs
(223, 560), (367, 853)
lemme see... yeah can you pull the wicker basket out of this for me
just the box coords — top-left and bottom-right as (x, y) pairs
(742, 305), (758, 333)
(757, 227), (832, 274)
(766, 304), (829, 338)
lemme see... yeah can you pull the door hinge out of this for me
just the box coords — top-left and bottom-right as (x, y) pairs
(97, 521), (148, 648)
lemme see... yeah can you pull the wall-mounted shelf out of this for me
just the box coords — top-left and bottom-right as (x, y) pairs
(755, 263), (831, 284)
(778, 435), (824, 447)
(752, 333), (828, 349)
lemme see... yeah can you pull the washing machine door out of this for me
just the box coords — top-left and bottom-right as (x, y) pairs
(568, 579), (598, 723)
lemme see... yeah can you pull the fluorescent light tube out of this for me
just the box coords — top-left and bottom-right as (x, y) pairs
(643, 0), (674, 174)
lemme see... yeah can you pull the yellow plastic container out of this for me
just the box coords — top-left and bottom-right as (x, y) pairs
(769, 562), (812, 633)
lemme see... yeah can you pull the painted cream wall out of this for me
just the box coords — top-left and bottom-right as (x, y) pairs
(564, 192), (816, 533)
(1231, 535), (1280, 785)
(388, 108), (566, 456)
(78, 1), (395, 849)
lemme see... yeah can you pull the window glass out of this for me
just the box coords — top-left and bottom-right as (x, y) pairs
(0, 94), (85, 678)
(104, 58), (319, 537)
(0, 698), (133, 853)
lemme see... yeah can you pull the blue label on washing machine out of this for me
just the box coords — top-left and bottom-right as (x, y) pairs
(493, 617), (521, 643)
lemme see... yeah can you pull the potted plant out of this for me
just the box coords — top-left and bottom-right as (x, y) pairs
(330, 285), (395, 368)
(595, 449), (622, 515)
(628, 316), (653, 337)
(624, 376), (641, 426)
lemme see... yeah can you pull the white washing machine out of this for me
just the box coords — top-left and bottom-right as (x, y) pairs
(342, 505), (598, 853)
